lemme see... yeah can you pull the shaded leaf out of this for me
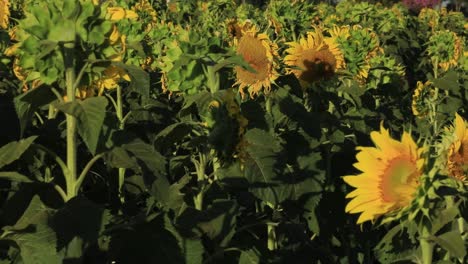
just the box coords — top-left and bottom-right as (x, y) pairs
(0, 172), (33, 183)
(1, 196), (62, 264)
(14, 86), (56, 137)
(0, 136), (37, 169)
(433, 231), (466, 258)
(54, 97), (108, 155)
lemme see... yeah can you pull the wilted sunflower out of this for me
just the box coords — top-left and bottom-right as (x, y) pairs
(412, 81), (435, 118)
(441, 113), (468, 182)
(0, 0), (9, 29)
(427, 30), (463, 72)
(343, 124), (425, 224)
(232, 23), (279, 98)
(94, 65), (131, 95)
(418, 7), (439, 30)
(106, 7), (139, 21)
(284, 28), (345, 87)
(328, 25), (381, 83)
(131, 0), (157, 32)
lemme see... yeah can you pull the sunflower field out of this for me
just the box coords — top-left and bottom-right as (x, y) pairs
(0, 0), (467, 263)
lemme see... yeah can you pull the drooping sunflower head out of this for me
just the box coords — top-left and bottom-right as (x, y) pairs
(427, 30), (463, 72)
(131, 0), (158, 32)
(439, 113), (468, 183)
(330, 25), (382, 84)
(418, 7), (440, 30)
(232, 23), (279, 98)
(0, 0), (10, 29)
(284, 28), (345, 87)
(343, 124), (425, 224)
(412, 81), (435, 118)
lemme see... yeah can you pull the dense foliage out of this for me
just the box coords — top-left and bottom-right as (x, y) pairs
(0, 0), (467, 263)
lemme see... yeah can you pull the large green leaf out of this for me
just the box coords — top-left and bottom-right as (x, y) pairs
(154, 122), (194, 153)
(1, 196), (63, 264)
(0, 136), (37, 169)
(183, 238), (204, 264)
(239, 249), (260, 264)
(151, 175), (190, 211)
(243, 129), (289, 207)
(122, 138), (166, 176)
(433, 70), (459, 93)
(433, 231), (466, 258)
(51, 196), (108, 250)
(114, 62), (149, 99)
(54, 96), (108, 155)
(14, 85), (56, 137)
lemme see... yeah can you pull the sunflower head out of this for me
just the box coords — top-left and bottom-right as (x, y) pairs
(427, 30), (463, 72)
(0, 0), (10, 29)
(439, 113), (468, 183)
(232, 22), (279, 98)
(329, 26), (382, 84)
(343, 124), (425, 224)
(131, 0), (157, 32)
(412, 81), (435, 118)
(284, 28), (345, 87)
(418, 7), (439, 30)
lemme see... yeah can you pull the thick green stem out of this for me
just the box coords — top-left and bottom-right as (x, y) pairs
(267, 223), (277, 251)
(63, 43), (78, 201)
(193, 153), (207, 211)
(420, 225), (434, 264)
(116, 85), (126, 203)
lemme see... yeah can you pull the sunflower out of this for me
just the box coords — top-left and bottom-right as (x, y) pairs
(232, 23), (279, 98)
(328, 25), (381, 83)
(427, 30), (463, 72)
(343, 124), (425, 224)
(0, 0), (9, 29)
(94, 65), (131, 95)
(411, 81), (435, 118)
(284, 28), (345, 87)
(106, 7), (139, 21)
(443, 113), (468, 182)
(131, 0), (157, 32)
(418, 7), (439, 30)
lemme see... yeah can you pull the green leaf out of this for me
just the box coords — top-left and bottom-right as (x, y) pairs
(14, 85), (56, 137)
(105, 146), (139, 170)
(1, 196), (63, 264)
(122, 139), (166, 176)
(431, 205), (460, 234)
(51, 196), (107, 250)
(196, 200), (238, 247)
(433, 71), (459, 93)
(0, 172), (33, 183)
(154, 122), (194, 153)
(0, 136), (37, 169)
(37, 40), (58, 59)
(239, 249), (260, 264)
(433, 231), (466, 258)
(183, 238), (204, 264)
(55, 97), (108, 155)
(243, 129), (289, 207)
(151, 175), (189, 211)
(114, 62), (149, 99)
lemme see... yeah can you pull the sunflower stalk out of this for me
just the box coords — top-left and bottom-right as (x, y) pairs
(63, 42), (78, 201)
(267, 223), (277, 251)
(62, 41), (85, 262)
(420, 225), (434, 264)
(116, 85), (126, 204)
(193, 152), (208, 211)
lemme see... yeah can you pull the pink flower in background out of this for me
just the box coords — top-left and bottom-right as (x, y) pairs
(403, 0), (440, 10)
